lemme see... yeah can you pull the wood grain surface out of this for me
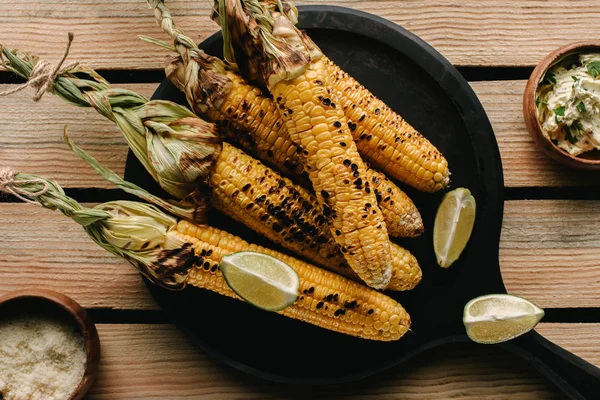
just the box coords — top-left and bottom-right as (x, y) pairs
(2, 1), (600, 69)
(82, 323), (599, 399)
(501, 200), (600, 308)
(1, 81), (597, 188)
(1, 200), (599, 309)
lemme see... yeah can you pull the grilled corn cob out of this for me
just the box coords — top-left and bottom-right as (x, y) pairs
(325, 57), (450, 192)
(0, 43), (421, 291)
(145, 1), (423, 238)
(271, 61), (395, 289)
(176, 221), (410, 340)
(214, 0), (450, 192)
(218, 0), (395, 289)
(0, 169), (410, 341)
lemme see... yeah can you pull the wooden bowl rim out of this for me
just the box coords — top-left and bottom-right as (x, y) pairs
(0, 289), (100, 400)
(523, 41), (600, 169)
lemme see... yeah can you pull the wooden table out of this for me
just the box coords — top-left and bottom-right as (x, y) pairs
(1, 1), (599, 398)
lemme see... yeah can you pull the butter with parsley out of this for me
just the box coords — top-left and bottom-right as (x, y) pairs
(536, 53), (600, 155)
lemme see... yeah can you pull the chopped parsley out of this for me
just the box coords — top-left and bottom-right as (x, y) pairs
(544, 71), (557, 84)
(577, 101), (586, 113)
(564, 125), (578, 144)
(587, 61), (600, 78)
(573, 120), (585, 132)
(572, 75), (580, 82)
(554, 106), (566, 116)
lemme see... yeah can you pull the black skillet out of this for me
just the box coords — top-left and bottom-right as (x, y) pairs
(124, 6), (600, 398)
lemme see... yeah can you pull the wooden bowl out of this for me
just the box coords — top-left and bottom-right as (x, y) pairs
(0, 289), (101, 400)
(523, 41), (600, 169)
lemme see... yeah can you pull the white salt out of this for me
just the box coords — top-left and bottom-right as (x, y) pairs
(0, 314), (86, 400)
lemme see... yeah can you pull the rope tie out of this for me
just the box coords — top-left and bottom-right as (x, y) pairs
(0, 32), (79, 101)
(0, 167), (49, 204)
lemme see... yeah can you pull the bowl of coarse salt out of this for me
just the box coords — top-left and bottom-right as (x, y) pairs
(0, 289), (100, 400)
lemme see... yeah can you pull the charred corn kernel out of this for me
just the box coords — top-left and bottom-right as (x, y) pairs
(325, 57), (450, 192)
(210, 143), (421, 291)
(173, 221), (410, 341)
(209, 142), (336, 266)
(165, 58), (422, 238)
(272, 59), (392, 289)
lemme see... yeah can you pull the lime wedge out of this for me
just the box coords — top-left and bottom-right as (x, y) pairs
(464, 294), (545, 344)
(219, 251), (299, 312)
(433, 187), (476, 268)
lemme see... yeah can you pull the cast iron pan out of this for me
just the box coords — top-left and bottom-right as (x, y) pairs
(124, 6), (600, 398)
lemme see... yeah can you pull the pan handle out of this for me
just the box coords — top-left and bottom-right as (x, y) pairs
(500, 330), (600, 400)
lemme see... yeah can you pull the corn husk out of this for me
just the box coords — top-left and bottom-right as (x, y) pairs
(64, 130), (207, 222)
(214, 0), (321, 87)
(143, 0), (232, 114)
(0, 170), (193, 289)
(0, 45), (222, 216)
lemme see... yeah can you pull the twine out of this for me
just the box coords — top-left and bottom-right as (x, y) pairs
(0, 32), (79, 101)
(0, 167), (49, 204)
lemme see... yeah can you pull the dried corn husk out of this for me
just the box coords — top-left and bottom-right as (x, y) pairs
(64, 130), (205, 222)
(142, 1), (233, 113)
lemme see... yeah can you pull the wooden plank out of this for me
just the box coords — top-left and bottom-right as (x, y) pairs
(0, 84), (154, 188)
(86, 323), (600, 398)
(0, 204), (156, 310)
(2, 1), (600, 69)
(501, 200), (600, 308)
(1, 200), (600, 309)
(537, 323), (600, 368)
(2, 80), (597, 189)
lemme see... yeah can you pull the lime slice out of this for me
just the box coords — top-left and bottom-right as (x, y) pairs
(433, 187), (476, 268)
(219, 251), (299, 312)
(464, 294), (545, 344)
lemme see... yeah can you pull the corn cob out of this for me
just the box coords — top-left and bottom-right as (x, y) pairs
(175, 221), (410, 340)
(146, 0), (423, 238)
(325, 57), (450, 192)
(0, 43), (421, 291)
(0, 169), (410, 341)
(219, 0), (394, 289)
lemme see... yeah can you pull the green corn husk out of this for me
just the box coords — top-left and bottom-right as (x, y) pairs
(63, 129), (206, 222)
(0, 45), (222, 217)
(0, 169), (194, 289)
